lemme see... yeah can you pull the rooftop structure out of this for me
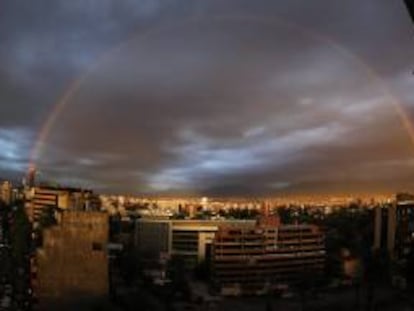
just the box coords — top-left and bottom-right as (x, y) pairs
(25, 186), (100, 225)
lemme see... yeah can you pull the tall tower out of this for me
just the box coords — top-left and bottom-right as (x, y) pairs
(27, 165), (37, 188)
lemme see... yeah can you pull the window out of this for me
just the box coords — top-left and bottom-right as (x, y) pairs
(92, 242), (103, 251)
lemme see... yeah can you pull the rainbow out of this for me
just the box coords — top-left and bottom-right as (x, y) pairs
(28, 15), (414, 173)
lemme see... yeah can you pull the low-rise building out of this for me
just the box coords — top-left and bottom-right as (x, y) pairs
(134, 218), (256, 269)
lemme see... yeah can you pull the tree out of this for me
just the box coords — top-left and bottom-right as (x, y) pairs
(277, 207), (294, 224)
(167, 256), (190, 298)
(194, 260), (209, 281)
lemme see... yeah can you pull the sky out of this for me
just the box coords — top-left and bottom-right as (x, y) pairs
(0, 0), (414, 196)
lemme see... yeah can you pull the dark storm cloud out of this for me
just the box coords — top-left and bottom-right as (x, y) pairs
(0, 128), (33, 176)
(0, 0), (189, 127)
(0, 0), (413, 195)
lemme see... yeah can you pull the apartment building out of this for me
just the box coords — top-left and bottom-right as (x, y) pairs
(212, 221), (325, 295)
(33, 211), (109, 309)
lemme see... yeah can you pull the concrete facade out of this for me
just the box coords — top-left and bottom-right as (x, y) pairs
(212, 222), (326, 295)
(34, 211), (109, 309)
(134, 218), (256, 268)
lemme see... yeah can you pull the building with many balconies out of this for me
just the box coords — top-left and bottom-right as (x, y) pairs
(211, 218), (325, 295)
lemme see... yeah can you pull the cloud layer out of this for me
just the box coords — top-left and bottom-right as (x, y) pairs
(1, 0), (414, 195)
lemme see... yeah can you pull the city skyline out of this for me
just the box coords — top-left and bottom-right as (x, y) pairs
(1, 0), (414, 195)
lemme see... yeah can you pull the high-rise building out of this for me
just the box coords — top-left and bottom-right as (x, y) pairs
(211, 221), (325, 295)
(32, 211), (109, 309)
(373, 194), (414, 259)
